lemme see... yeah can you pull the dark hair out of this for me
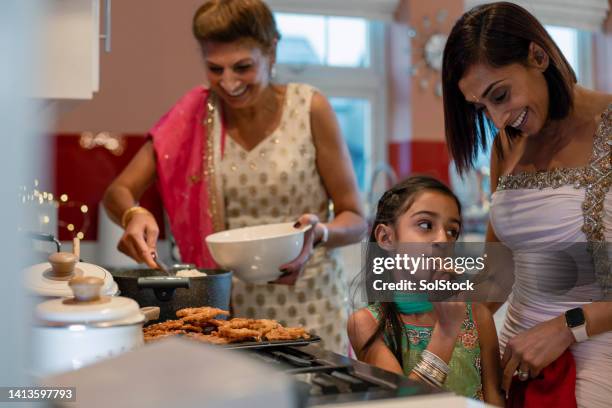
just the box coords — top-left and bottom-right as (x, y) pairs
(355, 175), (462, 365)
(192, 0), (281, 52)
(442, 1), (577, 174)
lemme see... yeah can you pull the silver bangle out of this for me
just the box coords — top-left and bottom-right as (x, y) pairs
(421, 349), (450, 375)
(413, 362), (445, 388)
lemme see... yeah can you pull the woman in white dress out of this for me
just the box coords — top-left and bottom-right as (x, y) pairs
(441, 3), (611, 407)
(103, 0), (367, 353)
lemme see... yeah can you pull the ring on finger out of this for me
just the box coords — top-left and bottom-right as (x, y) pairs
(517, 368), (529, 381)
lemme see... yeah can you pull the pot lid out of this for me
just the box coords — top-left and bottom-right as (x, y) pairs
(36, 277), (140, 324)
(24, 261), (117, 297)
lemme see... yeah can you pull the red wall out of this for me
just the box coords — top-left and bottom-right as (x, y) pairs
(54, 134), (165, 240)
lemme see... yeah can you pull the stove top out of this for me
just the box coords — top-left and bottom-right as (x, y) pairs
(242, 344), (444, 406)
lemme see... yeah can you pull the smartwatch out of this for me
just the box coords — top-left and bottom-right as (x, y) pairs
(565, 307), (588, 343)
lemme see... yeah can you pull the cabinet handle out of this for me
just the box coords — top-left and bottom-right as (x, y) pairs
(100, 0), (112, 52)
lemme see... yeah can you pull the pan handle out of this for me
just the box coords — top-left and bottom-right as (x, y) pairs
(137, 277), (190, 302)
(141, 306), (160, 323)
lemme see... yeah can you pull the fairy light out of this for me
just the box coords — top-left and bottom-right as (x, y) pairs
(20, 180), (91, 239)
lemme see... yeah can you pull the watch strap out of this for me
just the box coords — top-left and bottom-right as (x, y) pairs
(570, 324), (589, 343)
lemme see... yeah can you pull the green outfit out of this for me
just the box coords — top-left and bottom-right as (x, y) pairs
(367, 303), (483, 400)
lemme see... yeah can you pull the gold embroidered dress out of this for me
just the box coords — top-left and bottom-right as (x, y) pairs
(220, 83), (350, 353)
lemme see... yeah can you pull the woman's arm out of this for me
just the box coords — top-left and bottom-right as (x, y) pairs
(474, 303), (504, 406)
(310, 91), (367, 247)
(103, 140), (158, 267)
(347, 309), (404, 375)
(501, 302), (612, 393)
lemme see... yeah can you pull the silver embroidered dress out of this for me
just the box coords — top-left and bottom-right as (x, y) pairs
(490, 105), (611, 407)
(220, 83), (349, 353)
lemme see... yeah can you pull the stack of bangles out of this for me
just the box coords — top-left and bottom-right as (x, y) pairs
(412, 349), (450, 388)
(121, 206), (153, 229)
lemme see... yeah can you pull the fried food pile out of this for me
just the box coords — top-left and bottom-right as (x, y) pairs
(143, 306), (310, 345)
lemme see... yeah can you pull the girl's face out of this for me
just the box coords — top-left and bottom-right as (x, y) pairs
(203, 40), (273, 109)
(458, 51), (550, 136)
(393, 190), (461, 244)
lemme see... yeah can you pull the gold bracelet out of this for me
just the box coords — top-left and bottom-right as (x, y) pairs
(121, 206), (152, 229)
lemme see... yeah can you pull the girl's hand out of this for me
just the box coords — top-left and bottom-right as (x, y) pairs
(117, 212), (159, 268)
(272, 214), (322, 285)
(501, 315), (574, 395)
(432, 301), (466, 338)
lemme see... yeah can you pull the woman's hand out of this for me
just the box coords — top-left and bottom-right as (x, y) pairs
(117, 212), (159, 268)
(501, 315), (574, 394)
(272, 214), (323, 285)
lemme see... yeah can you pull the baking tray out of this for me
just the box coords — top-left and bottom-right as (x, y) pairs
(221, 334), (321, 350)
(177, 333), (321, 350)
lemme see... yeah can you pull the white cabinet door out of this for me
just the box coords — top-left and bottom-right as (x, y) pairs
(33, 0), (100, 99)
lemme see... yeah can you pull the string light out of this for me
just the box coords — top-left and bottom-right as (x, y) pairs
(20, 180), (91, 240)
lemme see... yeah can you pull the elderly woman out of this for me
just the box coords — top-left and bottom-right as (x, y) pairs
(103, 0), (366, 353)
(442, 2), (611, 407)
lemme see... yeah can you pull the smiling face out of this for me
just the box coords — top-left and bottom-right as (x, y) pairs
(458, 55), (550, 136)
(203, 40), (274, 109)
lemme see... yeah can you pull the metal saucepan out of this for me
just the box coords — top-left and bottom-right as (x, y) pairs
(108, 267), (232, 321)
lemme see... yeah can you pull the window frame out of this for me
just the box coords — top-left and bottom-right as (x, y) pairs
(275, 17), (388, 191)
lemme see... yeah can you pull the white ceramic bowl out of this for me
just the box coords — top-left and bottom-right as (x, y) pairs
(205, 222), (311, 283)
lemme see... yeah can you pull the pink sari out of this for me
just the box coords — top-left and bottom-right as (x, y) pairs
(149, 86), (225, 268)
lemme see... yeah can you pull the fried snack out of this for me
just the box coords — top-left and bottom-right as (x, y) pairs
(226, 318), (254, 329)
(144, 319), (185, 332)
(179, 324), (204, 333)
(264, 327), (310, 341)
(176, 307), (229, 319)
(184, 332), (231, 345)
(218, 326), (262, 342)
(143, 330), (185, 343)
(248, 319), (280, 335)
(207, 319), (230, 327)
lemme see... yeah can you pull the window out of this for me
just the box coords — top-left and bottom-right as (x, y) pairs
(545, 26), (593, 87)
(274, 13), (387, 192)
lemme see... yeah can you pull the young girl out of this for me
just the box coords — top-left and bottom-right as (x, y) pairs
(348, 175), (504, 405)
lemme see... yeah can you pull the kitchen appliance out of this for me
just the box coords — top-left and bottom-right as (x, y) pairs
(108, 267), (231, 321)
(242, 344), (443, 406)
(206, 222), (311, 283)
(31, 276), (158, 377)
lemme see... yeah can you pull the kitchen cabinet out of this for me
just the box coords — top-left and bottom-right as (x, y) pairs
(34, 0), (110, 99)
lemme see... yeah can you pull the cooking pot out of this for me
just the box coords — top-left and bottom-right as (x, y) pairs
(31, 276), (159, 377)
(24, 252), (118, 300)
(108, 267), (232, 321)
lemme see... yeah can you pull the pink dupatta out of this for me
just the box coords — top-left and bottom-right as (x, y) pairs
(150, 86), (225, 268)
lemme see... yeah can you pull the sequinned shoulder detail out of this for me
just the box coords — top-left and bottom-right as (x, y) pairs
(496, 103), (611, 192)
(585, 104), (611, 293)
(497, 104), (611, 293)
